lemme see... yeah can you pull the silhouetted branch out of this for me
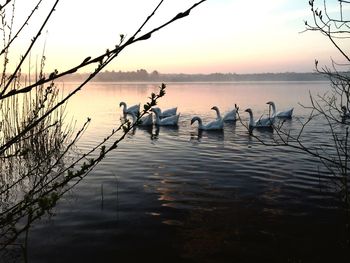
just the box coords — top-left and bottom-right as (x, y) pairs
(0, 0), (11, 12)
(305, 0), (350, 62)
(0, 84), (166, 250)
(0, 0), (207, 155)
(0, 0), (43, 56)
(131, 0), (164, 40)
(0, 0), (207, 100)
(1, 0), (59, 97)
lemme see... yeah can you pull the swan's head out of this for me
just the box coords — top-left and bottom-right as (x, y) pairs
(266, 101), (274, 106)
(119, 102), (126, 108)
(245, 108), (252, 114)
(211, 106), (219, 111)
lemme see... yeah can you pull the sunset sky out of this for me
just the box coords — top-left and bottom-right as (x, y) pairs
(10, 0), (347, 74)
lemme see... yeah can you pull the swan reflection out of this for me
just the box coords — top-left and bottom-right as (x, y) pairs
(137, 125), (159, 140)
(128, 125), (181, 141)
(150, 126), (160, 140)
(190, 129), (224, 142)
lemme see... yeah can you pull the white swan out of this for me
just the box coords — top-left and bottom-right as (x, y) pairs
(223, 108), (237, 122)
(152, 107), (177, 118)
(211, 106), (237, 122)
(151, 108), (179, 126)
(267, 101), (293, 118)
(128, 112), (153, 126)
(245, 108), (274, 129)
(119, 102), (140, 115)
(191, 116), (224, 131)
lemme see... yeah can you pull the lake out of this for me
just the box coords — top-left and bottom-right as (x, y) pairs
(8, 82), (350, 262)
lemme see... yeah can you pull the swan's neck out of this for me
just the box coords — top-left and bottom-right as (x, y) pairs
(193, 117), (203, 129)
(270, 103), (276, 116)
(153, 110), (161, 125)
(120, 102), (127, 113)
(214, 108), (221, 119)
(247, 111), (255, 127)
(197, 117), (203, 128)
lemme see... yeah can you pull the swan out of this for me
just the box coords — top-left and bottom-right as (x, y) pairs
(128, 112), (153, 126)
(223, 108), (237, 122)
(119, 102), (140, 115)
(245, 108), (274, 129)
(152, 107), (177, 118)
(191, 116), (224, 131)
(151, 108), (180, 126)
(211, 106), (237, 122)
(267, 101), (293, 118)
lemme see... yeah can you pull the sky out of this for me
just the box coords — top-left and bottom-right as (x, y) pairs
(6, 0), (348, 74)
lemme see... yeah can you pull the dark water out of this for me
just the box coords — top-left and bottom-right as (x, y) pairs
(17, 82), (350, 262)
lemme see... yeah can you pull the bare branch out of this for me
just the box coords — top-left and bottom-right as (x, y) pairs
(0, 0), (43, 56)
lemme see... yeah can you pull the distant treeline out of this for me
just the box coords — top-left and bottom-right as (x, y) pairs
(59, 69), (329, 82)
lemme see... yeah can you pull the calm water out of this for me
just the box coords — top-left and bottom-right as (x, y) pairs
(19, 82), (350, 262)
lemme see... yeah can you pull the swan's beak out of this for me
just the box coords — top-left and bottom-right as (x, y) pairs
(244, 109), (250, 113)
(266, 101), (272, 105)
(210, 107), (215, 110)
(190, 119), (194, 125)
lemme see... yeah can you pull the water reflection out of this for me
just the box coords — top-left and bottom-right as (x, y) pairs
(137, 125), (155, 138)
(251, 126), (274, 133)
(18, 81), (350, 263)
(190, 129), (225, 142)
(159, 125), (179, 132)
(133, 125), (181, 141)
